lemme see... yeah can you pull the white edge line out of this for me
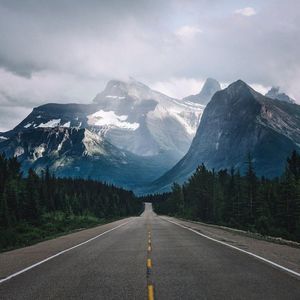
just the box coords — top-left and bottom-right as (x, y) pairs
(162, 217), (300, 279)
(0, 220), (131, 284)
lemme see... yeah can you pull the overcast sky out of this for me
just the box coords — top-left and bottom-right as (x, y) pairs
(0, 0), (300, 131)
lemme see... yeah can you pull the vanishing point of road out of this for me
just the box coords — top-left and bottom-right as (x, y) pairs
(0, 203), (300, 299)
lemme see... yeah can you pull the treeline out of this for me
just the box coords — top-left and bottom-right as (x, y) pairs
(0, 154), (142, 250)
(152, 151), (300, 242)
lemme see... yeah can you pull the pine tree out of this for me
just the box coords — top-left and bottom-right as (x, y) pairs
(0, 192), (10, 226)
(245, 153), (257, 224)
(23, 168), (40, 222)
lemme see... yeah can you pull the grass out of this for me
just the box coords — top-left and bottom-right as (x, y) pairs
(0, 212), (121, 252)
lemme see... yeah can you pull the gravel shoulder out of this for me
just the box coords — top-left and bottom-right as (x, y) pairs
(0, 217), (134, 279)
(165, 216), (300, 275)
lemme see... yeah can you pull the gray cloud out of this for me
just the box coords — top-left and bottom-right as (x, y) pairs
(0, 0), (300, 130)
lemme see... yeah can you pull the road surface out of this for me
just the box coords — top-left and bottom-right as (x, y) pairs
(0, 203), (300, 299)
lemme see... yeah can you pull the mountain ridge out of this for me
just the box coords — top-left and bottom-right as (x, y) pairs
(149, 80), (300, 193)
(0, 78), (205, 192)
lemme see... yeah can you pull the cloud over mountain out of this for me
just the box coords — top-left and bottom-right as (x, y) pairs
(0, 0), (299, 130)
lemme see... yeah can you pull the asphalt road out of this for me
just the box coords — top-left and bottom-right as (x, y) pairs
(0, 203), (300, 299)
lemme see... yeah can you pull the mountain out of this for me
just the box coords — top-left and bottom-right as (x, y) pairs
(0, 127), (171, 190)
(92, 78), (203, 158)
(151, 80), (300, 192)
(265, 87), (296, 104)
(0, 78), (204, 191)
(8, 78), (203, 161)
(183, 78), (221, 105)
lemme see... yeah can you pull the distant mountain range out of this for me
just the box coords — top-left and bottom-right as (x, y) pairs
(0, 78), (209, 191)
(0, 77), (299, 194)
(149, 80), (300, 192)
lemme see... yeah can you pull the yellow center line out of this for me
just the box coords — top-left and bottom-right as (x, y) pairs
(147, 258), (152, 269)
(148, 284), (154, 300)
(146, 226), (154, 299)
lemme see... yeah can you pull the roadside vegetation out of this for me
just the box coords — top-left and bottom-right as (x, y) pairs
(0, 155), (142, 252)
(149, 151), (300, 242)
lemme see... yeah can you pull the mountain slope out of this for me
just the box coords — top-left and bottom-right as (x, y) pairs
(183, 78), (221, 105)
(92, 78), (204, 158)
(151, 80), (300, 192)
(0, 127), (170, 190)
(8, 79), (204, 161)
(0, 78), (205, 191)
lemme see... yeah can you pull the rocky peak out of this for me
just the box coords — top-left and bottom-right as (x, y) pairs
(183, 77), (221, 105)
(200, 78), (221, 99)
(151, 80), (300, 192)
(102, 80), (129, 98)
(226, 79), (253, 91)
(207, 80), (262, 110)
(93, 78), (156, 103)
(265, 86), (295, 104)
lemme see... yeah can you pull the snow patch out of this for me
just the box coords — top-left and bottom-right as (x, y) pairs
(0, 136), (8, 141)
(87, 110), (140, 130)
(57, 131), (69, 151)
(61, 121), (71, 128)
(184, 100), (205, 108)
(149, 104), (203, 136)
(33, 144), (46, 160)
(217, 131), (222, 139)
(83, 130), (107, 156)
(24, 123), (33, 128)
(105, 95), (126, 100)
(14, 146), (24, 157)
(38, 119), (61, 128)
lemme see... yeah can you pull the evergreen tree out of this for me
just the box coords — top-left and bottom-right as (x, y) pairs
(152, 150), (300, 242)
(23, 169), (40, 222)
(245, 153), (257, 224)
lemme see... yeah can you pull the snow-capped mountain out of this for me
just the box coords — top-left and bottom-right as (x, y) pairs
(92, 78), (204, 158)
(150, 80), (300, 192)
(183, 78), (221, 105)
(13, 103), (94, 132)
(0, 127), (172, 189)
(0, 78), (205, 191)
(8, 78), (204, 160)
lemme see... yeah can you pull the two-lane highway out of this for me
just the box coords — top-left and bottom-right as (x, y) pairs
(0, 203), (300, 299)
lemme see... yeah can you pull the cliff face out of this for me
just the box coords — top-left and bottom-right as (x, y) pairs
(151, 80), (300, 192)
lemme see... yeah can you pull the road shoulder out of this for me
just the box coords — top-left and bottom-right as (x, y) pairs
(163, 216), (300, 275)
(0, 217), (134, 279)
